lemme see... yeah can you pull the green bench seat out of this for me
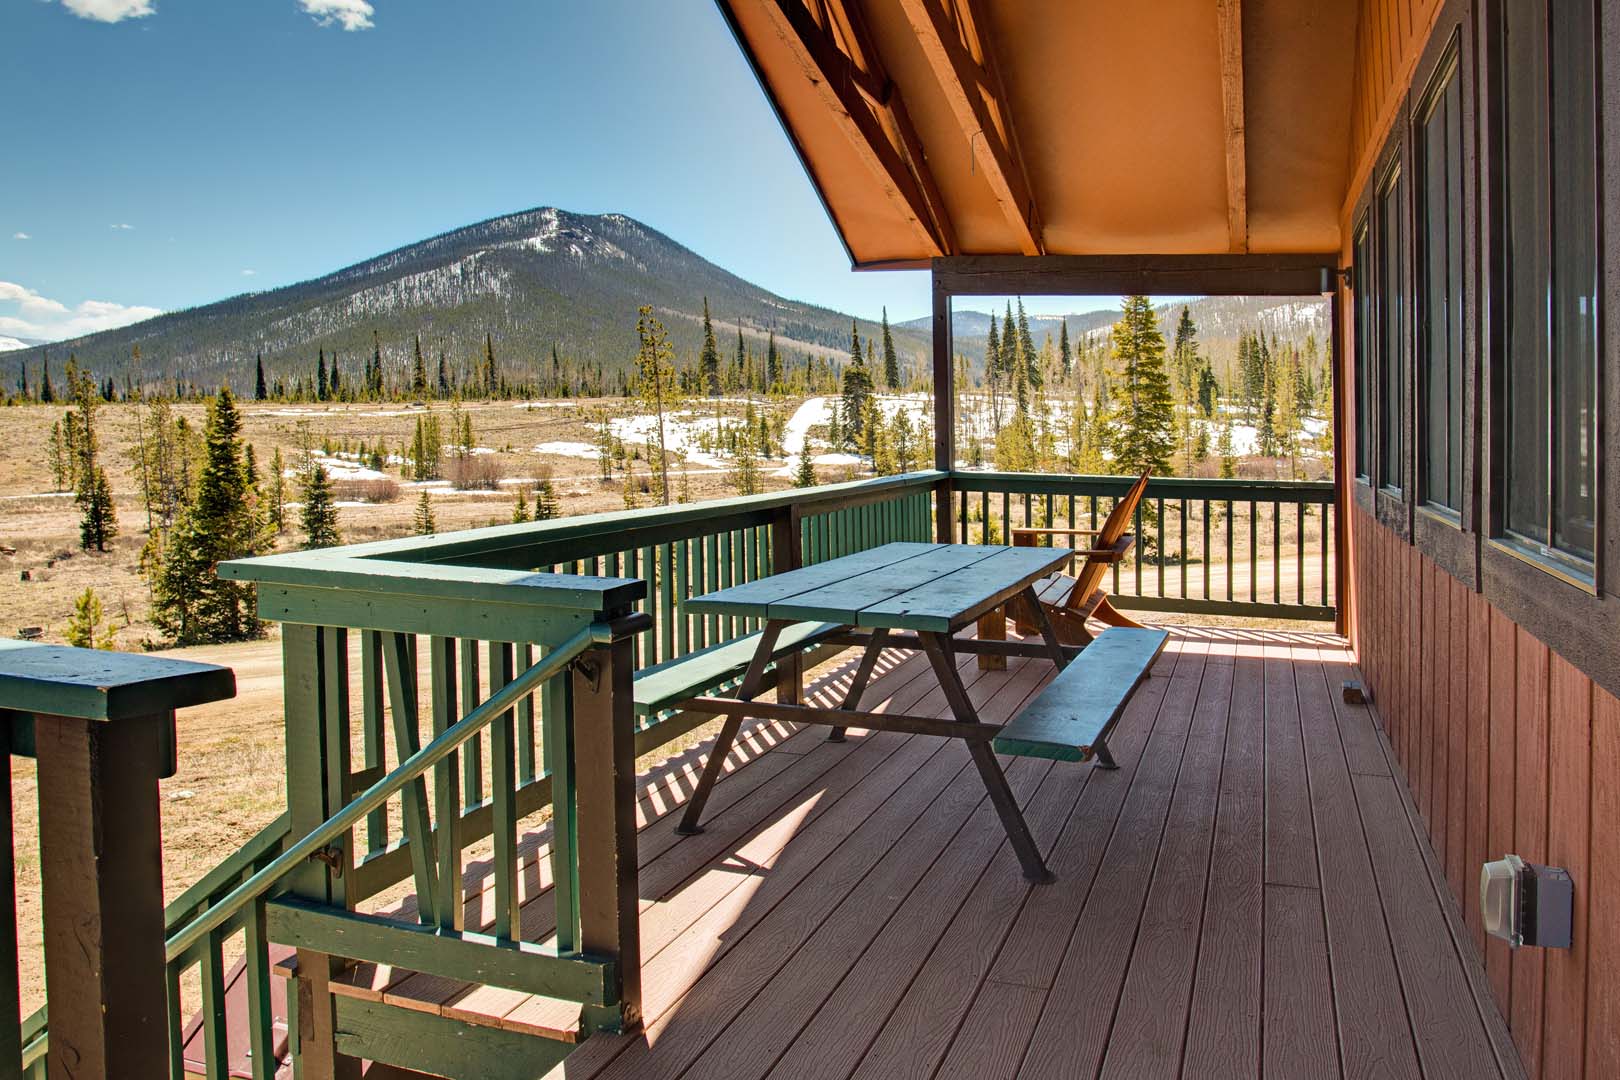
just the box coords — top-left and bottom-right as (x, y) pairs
(632, 621), (844, 717)
(993, 627), (1170, 765)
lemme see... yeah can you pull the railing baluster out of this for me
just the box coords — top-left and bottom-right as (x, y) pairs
(361, 629), (386, 855)
(1000, 491), (1010, 545)
(705, 532), (721, 644)
(430, 637), (462, 932)
(165, 963), (186, 1079)
(675, 538), (691, 655)
(488, 641), (519, 941)
(1218, 501), (1231, 605)
(659, 543), (676, 663)
(198, 931), (228, 1080)
(1133, 499), (1144, 596)
(1249, 500), (1259, 603)
(640, 544), (657, 665)
(543, 648), (577, 954)
(383, 633), (438, 926)
(1156, 496), (1165, 597)
(243, 897), (275, 1080)
(518, 641), (537, 783)
(1297, 502), (1306, 605)
(1323, 501), (1333, 607)
(1203, 498), (1212, 600)
(459, 638), (483, 810)
(1179, 499), (1188, 600)
(1273, 500), (1282, 603)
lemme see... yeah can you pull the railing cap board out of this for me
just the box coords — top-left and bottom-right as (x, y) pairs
(0, 639), (235, 721)
(220, 556), (647, 612)
(224, 471), (946, 571)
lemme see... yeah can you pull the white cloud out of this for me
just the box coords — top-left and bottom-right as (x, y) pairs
(0, 281), (161, 343)
(110, 222), (133, 230)
(300, 0), (373, 31)
(62, 0), (154, 24)
(11, 233), (28, 241)
(241, 269), (256, 276)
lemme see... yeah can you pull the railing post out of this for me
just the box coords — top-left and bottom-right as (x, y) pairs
(770, 507), (805, 702)
(571, 616), (644, 1035)
(280, 623), (359, 1080)
(0, 641), (234, 1080)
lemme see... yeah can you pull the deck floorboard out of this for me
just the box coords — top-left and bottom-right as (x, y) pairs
(344, 628), (1514, 1080)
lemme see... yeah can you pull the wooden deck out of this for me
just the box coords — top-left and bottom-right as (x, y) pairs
(345, 628), (1525, 1080)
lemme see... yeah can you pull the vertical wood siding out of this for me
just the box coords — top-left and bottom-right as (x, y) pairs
(1352, 505), (1618, 1079)
(1348, 0), (1446, 202)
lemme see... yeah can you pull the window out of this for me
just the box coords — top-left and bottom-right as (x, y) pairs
(1416, 45), (1464, 514)
(1378, 166), (1406, 493)
(1500, 0), (1600, 569)
(1354, 217), (1373, 482)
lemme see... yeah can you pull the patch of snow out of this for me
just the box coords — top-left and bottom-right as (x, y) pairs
(532, 441), (601, 459)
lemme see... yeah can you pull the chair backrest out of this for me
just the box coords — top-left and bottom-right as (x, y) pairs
(1063, 471), (1150, 610)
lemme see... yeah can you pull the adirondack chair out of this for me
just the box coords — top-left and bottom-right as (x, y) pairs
(975, 472), (1150, 665)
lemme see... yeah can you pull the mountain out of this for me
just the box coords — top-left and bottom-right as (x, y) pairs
(0, 208), (930, 389)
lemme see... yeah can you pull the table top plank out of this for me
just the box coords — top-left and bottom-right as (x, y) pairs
(682, 542), (936, 617)
(763, 544), (1002, 624)
(859, 546), (1075, 632)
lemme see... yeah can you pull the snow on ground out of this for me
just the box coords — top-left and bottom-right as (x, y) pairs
(2, 491), (75, 501)
(607, 412), (732, 470)
(262, 407), (425, 418)
(532, 441), (601, 459)
(780, 394), (931, 456)
(288, 451), (390, 481)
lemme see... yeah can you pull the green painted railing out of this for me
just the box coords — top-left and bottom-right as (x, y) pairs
(950, 472), (1338, 621)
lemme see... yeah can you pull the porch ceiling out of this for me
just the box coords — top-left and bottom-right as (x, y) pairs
(719, 0), (1358, 266)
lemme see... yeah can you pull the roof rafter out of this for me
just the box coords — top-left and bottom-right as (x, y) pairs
(1217, 0), (1248, 253)
(897, 0), (1044, 256)
(759, 0), (955, 256)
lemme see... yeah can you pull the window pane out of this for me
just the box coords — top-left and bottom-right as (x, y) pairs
(1355, 222), (1373, 479)
(1503, 1), (1550, 545)
(1417, 59), (1463, 512)
(1380, 171), (1405, 492)
(1551, 0), (1598, 561)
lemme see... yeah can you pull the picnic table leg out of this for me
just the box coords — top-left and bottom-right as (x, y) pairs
(918, 633), (1054, 884)
(828, 627), (887, 742)
(677, 620), (786, 836)
(1021, 586), (1072, 670)
(974, 608), (1007, 671)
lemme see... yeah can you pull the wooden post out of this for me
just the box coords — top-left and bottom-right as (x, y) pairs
(770, 507), (805, 704)
(931, 269), (955, 543)
(0, 641), (234, 1080)
(280, 625), (360, 1080)
(34, 712), (170, 1078)
(572, 622), (642, 1034)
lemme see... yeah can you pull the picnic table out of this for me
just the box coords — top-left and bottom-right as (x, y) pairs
(672, 541), (1078, 882)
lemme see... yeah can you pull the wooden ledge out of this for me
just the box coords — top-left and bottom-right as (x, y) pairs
(0, 639), (235, 722)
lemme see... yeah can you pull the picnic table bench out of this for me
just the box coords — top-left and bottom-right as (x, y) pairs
(644, 542), (1169, 882)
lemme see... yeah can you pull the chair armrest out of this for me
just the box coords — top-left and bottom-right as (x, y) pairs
(1077, 533), (1135, 564)
(1010, 527), (1102, 537)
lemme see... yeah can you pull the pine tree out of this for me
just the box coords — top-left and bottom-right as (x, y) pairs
(735, 326), (746, 390)
(65, 587), (118, 650)
(1107, 295), (1176, 478)
(483, 333), (498, 396)
(533, 477), (560, 520)
(635, 306), (679, 504)
(699, 297), (721, 397)
(766, 329), (781, 392)
(1218, 416), (1238, 478)
(511, 487), (530, 523)
(39, 353), (53, 403)
(984, 313), (1003, 432)
(881, 307), (901, 389)
(1059, 320), (1072, 376)
(254, 354), (268, 400)
(793, 440), (818, 487)
(1016, 298), (1039, 392)
(16, 357), (28, 400)
(79, 467), (117, 552)
(317, 349), (329, 402)
(370, 331), (385, 398)
(437, 346), (451, 398)
(300, 464), (340, 549)
(329, 353), (342, 399)
(840, 322), (872, 441)
(413, 489), (436, 534)
(411, 334), (429, 397)
(267, 447), (287, 532)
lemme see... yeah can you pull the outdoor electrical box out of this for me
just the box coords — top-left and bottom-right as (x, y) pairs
(1482, 854), (1573, 949)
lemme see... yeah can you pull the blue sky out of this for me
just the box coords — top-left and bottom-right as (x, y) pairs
(1, 0), (1131, 345)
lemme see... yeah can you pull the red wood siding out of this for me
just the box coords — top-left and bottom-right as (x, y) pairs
(1351, 505), (1619, 1079)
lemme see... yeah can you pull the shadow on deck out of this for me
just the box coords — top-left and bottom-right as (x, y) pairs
(349, 628), (1523, 1080)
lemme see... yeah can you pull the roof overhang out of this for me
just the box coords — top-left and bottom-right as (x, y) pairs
(718, 0), (1360, 269)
